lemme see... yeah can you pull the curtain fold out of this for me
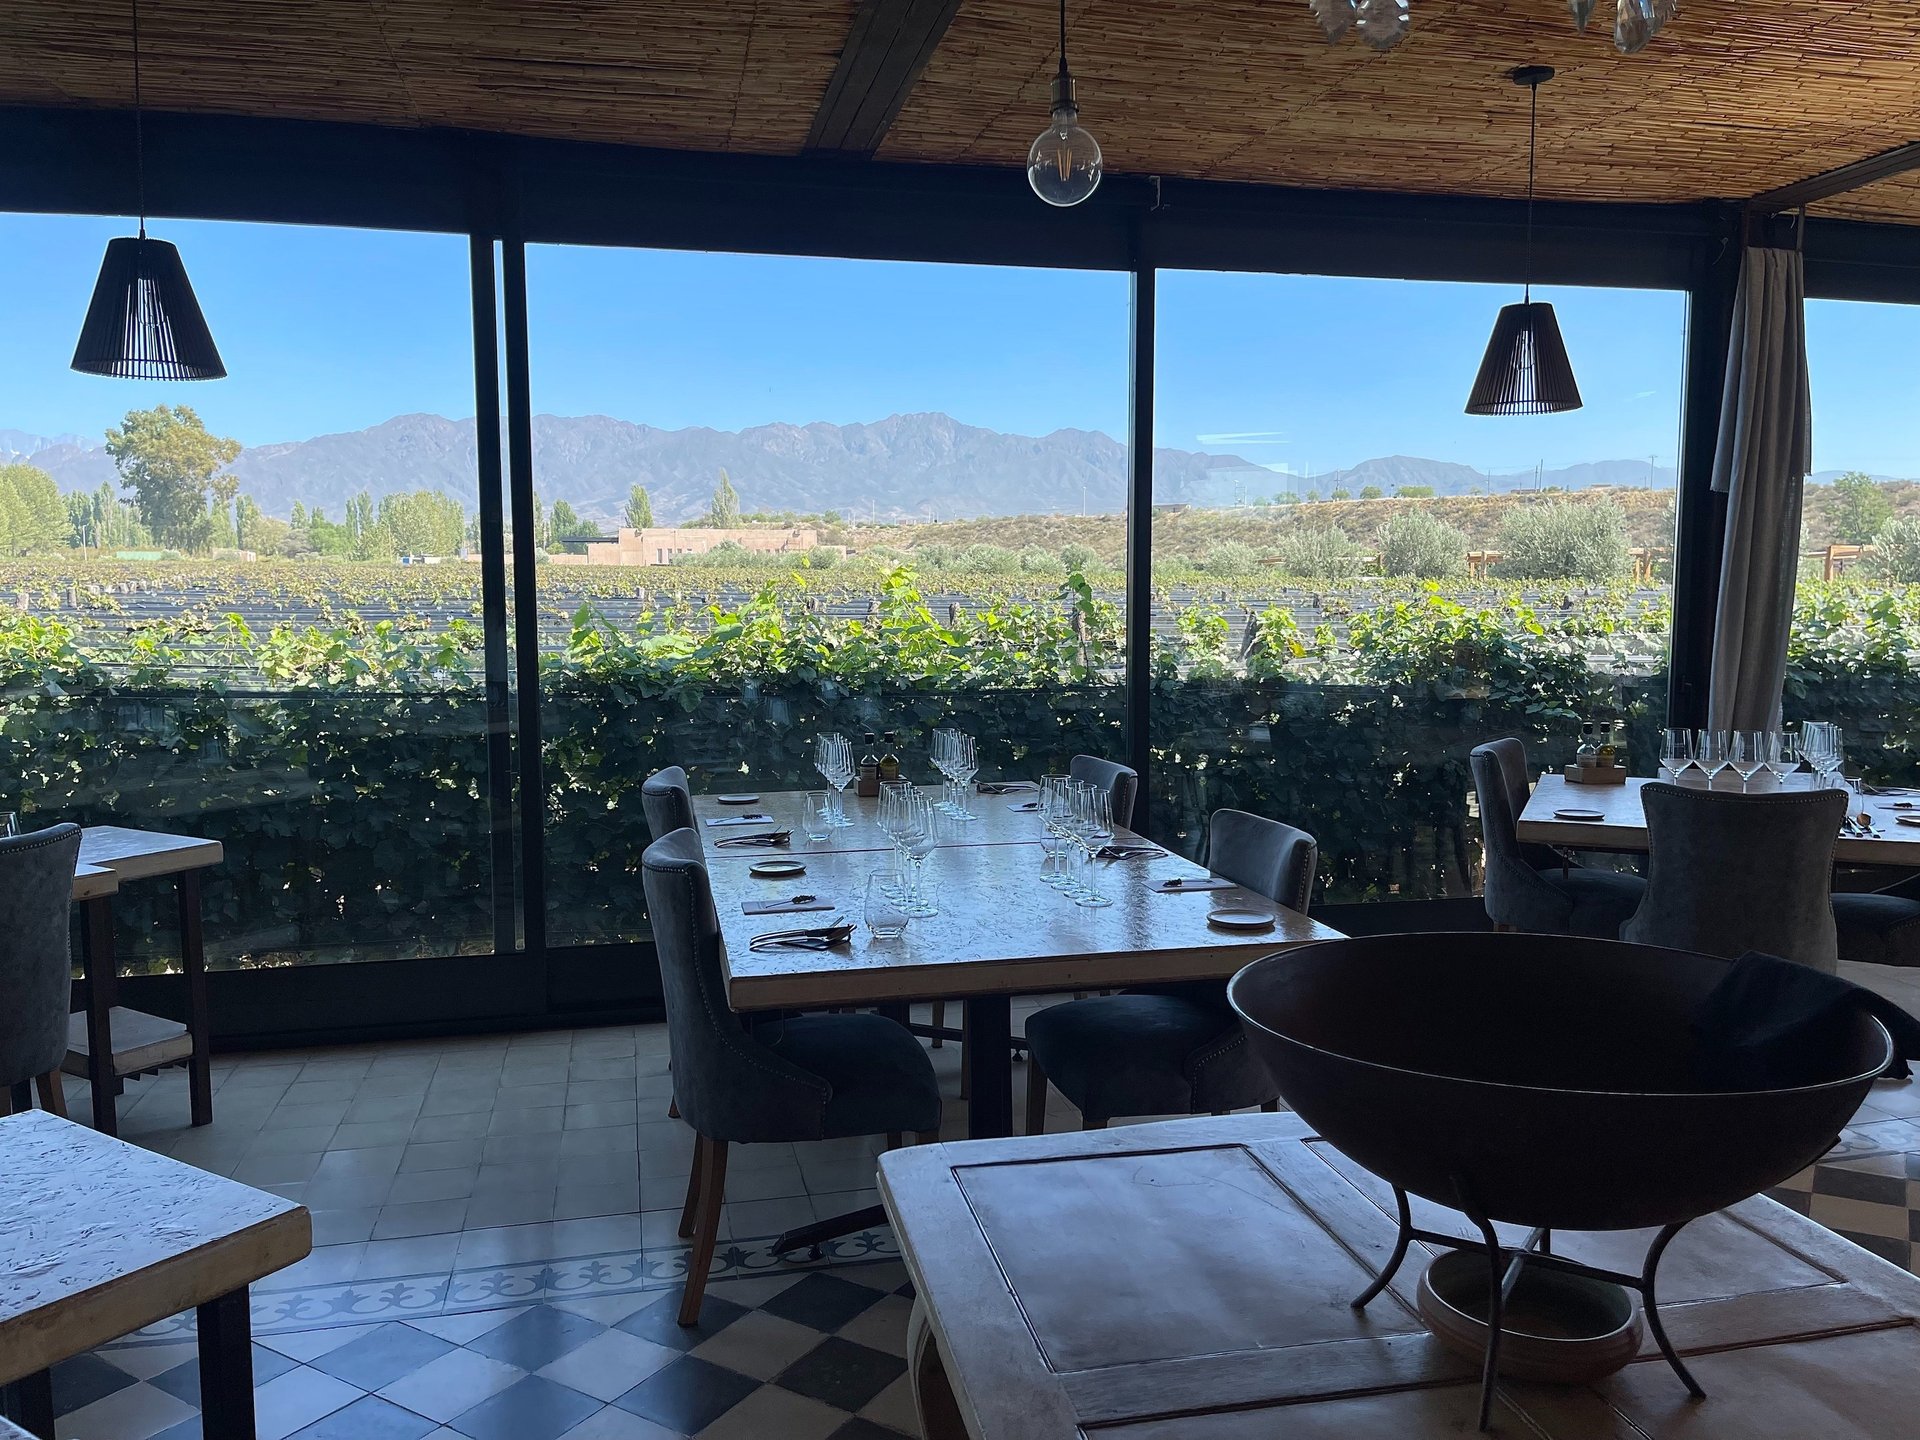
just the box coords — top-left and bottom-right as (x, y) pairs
(1707, 245), (1812, 733)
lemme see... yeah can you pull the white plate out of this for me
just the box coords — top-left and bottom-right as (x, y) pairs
(1896, 814), (1920, 828)
(1207, 907), (1277, 931)
(717, 793), (762, 805)
(750, 859), (807, 877)
(1553, 808), (1605, 822)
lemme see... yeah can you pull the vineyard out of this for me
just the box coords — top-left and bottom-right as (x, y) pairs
(2, 551), (1916, 975)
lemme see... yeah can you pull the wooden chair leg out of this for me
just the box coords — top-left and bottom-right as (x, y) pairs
(678, 1138), (728, 1326)
(677, 1134), (707, 1240)
(1025, 1058), (1049, 1135)
(35, 1072), (67, 1118)
(930, 1000), (945, 1047)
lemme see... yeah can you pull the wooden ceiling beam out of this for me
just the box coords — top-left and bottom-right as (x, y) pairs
(1750, 141), (1920, 213)
(806, 0), (963, 156)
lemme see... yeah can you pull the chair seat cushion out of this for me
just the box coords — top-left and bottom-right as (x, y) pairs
(1543, 866), (1648, 940)
(749, 1013), (941, 1139)
(1834, 893), (1920, 968)
(1025, 991), (1274, 1123)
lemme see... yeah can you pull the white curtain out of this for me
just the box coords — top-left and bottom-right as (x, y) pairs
(1708, 245), (1812, 733)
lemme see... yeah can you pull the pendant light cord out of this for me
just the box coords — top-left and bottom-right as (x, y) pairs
(1058, 0), (1070, 81)
(1523, 75), (1538, 305)
(132, 0), (146, 238)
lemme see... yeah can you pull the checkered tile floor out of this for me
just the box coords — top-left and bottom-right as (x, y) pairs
(50, 1265), (919, 1440)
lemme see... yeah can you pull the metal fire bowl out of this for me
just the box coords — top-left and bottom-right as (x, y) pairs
(1229, 933), (1890, 1233)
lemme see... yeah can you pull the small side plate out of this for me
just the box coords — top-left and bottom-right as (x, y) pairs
(1553, 808), (1605, 822)
(1207, 907), (1276, 931)
(1896, 814), (1920, 829)
(717, 793), (762, 805)
(750, 859), (807, 877)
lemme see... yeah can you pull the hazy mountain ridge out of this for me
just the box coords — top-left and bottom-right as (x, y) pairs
(2, 412), (1896, 523)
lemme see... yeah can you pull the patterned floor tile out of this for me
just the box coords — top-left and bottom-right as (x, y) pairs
(612, 1357), (760, 1434)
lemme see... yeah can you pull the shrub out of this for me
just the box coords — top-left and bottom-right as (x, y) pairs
(1274, 526), (1361, 579)
(1396, 485), (1436, 499)
(1329, 488), (1352, 501)
(1359, 485), (1383, 500)
(1871, 514), (1920, 583)
(1017, 544), (1057, 573)
(1496, 500), (1630, 583)
(961, 543), (1020, 574)
(1378, 511), (1468, 580)
(1202, 541), (1263, 576)
(1060, 542), (1100, 572)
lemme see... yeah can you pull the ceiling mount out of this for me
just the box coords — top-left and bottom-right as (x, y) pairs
(1510, 65), (1555, 88)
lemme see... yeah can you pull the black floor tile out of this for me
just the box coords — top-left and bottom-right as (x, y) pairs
(311, 1322), (457, 1392)
(777, 1337), (908, 1412)
(1768, 1187), (1813, 1216)
(615, 1355), (760, 1433)
(448, 1376), (602, 1440)
(830, 1419), (916, 1440)
(760, 1273), (886, 1332)
(286, 1395), (439, 1440)
(464, 1305), (606, 1369)
(1812, 1165), (1910, 1207)
(616, 1291), (749, 1350)
(149, 1345), (300, 1408)
(1836, 1228), (1910, 1268)
(50, 1352), (138, 1415)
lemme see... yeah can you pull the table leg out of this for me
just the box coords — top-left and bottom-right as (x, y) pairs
(962, 997), (1012, 1138)
(197, 1287), (256, 1440)
(82, 895), (119, 1137)
(179, 870), (213, 1127)
(1, 1368), (55, 1439)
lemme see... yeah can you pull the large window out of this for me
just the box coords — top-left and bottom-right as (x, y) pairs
(1150, 273), (1687, 900)
(0, 215), (491, 970)
(527, 247), (1130, 945)
(1799, 299), (1920, 785)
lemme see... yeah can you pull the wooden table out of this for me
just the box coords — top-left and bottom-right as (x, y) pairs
(881, 1112), (1920, 1439)
(67, 827), (225, 1136)
(709, 800), (1341, 1140)
(0, 1110), (311, 1439)
(692, 787), (1046, 855)
(1517, 772), (1920, 868)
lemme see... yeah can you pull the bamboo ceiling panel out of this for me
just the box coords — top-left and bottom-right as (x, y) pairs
(5, 1), (1920, 219)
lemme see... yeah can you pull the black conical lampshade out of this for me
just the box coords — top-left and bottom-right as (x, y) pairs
(1464, 300), (1581, 415)
(71, 236), (226, 380)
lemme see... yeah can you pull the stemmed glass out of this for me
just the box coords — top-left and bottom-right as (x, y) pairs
(1037, 776), (1071, 888)
(815, 734), (855, 825)
(898, 790), (941, 918)
(1695, 729), (1732, 787)
(929, 730), (956, 814)
(950, 734), (979, 822)
(1730, 730), (1769, 791)
(1805, 723), (1847, 790)
(878, 781), (912, 898)
(1658, 728), (1694, 782)
(1070, 786), (1114, 907)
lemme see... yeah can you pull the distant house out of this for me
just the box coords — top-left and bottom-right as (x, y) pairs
(551, 525), (820, 567)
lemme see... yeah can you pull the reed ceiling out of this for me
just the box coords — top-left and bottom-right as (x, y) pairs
(4, 1), (1920, 221)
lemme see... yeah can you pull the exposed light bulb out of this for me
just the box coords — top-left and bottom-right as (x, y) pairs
(1028, 73), (1103, 207)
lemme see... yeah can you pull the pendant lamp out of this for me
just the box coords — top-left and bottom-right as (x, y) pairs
(72, 0), (226, 380)
(1465, 67), (1579, 416)
(1028, 0), (1102, 207)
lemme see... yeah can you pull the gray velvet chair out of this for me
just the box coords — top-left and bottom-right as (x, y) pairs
(1834, 891), (1920, 969)
(1621, 782), (1847, 971)
(642, 828), (941, 1323)
(1069, 754), (1138, 831)
(1021, 809), (1314, 1132)
(1471, 737), (1646, 938)
(641, 765), (695, 840)
(0, 823), (82, 1118)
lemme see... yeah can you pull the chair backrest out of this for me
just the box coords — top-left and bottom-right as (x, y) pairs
(1621, 782), (1846, 971)
(0, 823), (82, 1090)
(640, 829), (830, 1142)
(641, 765), (695, 841)
(1469, 737), (1564, 921)
(1070, 754), (1138, 830)
(1205, 809), (1317, 912)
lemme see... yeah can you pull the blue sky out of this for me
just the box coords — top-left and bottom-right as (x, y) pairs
(0, 212), (1913, 480)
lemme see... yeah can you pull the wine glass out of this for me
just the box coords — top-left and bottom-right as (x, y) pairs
(1073, 788), (1115, 908)
(1695, 729), (1732, 786)
(826, 734), (855, 824)
(1037, 776), (1071, 888)
(899, 791), (940, 918)
(1658, 728), (1693, 782)
(1807, 724), (1847, 790)
(1730, 730), (1768, 791)
(952, 735), (979, 822)
(878, 781), (912, 898)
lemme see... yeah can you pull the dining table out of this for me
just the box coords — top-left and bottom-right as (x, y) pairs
(65, 826), (225, 1136)
(695, 788), (1342, 1142)
(1517, 771), (1920, 868)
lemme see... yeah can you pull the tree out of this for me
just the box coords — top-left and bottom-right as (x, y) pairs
(1396, 484), (1436, 499)
(104, 405), (242, 551)
(1329, 488), (1352, 501)
(1359, 484), (1384, 499)
(0, 463), (69, 554)
(708, 470), (741, 528)
(1496, 500), (1630, 582)
(1060, 542), (1100, 573)
(235, 494), (294, 555)
(1378, 510), (1468, 580)
(1202, 541), (1262, 576)
(1831, 471), (1894, 545)
(624, 484), (655, 531)
(379, 490), (467, 556)
(549, 499), (596, 544)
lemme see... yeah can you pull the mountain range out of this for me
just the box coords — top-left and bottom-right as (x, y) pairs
(0, 412), (1885, 523)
